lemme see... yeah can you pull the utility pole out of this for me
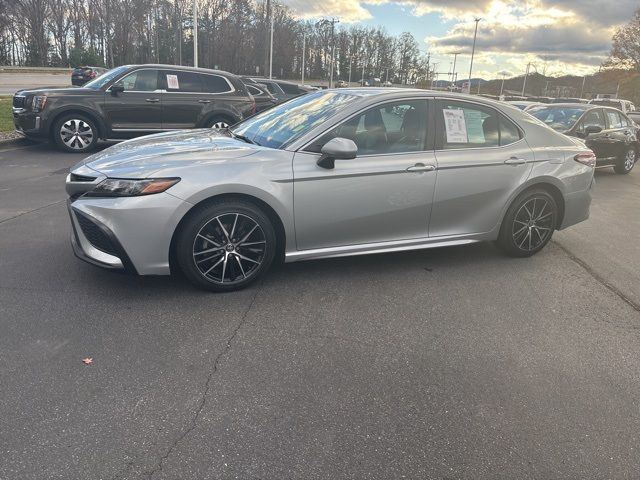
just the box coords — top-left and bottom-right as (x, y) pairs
(451, 52), (460, 90)
(521, 62), (531, 97)
(301, 33), (306, 84)
(269, 9), (274, 78)
(580, 75), (586, 98)
(499, 72), (507, 97)
(348, 56), (352, 84)
(263, 0), (271, 76)
(468, 18), (481, 93)
(193, 0), (198, 67)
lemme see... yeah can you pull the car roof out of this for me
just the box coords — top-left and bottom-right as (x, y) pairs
(127, 64), (234, 76)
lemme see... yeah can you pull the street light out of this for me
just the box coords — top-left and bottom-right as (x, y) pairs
(467, 17), (482, 93)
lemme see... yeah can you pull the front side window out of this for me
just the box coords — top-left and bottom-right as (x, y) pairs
(308, 100), (428, 155)
(576, 109), (606, 134)
(437, 100), (520, 149)
(118, 69), (159, 92)
(231, 90), (358, 149)
(84, 65), (129, 89)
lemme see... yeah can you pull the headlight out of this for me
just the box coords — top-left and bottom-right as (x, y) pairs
(32, 95), (48, 112)
(85, 178), (180, 197)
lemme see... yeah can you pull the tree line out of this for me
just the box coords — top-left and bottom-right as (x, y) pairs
(0, 0), (429, 83)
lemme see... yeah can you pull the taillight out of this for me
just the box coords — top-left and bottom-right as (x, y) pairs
(574, 151), (596, 168)
(251, 99), (256, 115)
(90, 71), (97, 78)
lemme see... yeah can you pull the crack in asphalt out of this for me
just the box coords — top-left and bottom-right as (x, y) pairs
(0, 199), (65, 224)
(142, 282), (264, 480)
(553, 240), (640, 314)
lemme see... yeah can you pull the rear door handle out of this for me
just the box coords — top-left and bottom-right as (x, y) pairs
(406, 163), (436, 172)
(145, 98), (160, 103)
(504, 157), (527, 165)
(198, 99), (212, 104)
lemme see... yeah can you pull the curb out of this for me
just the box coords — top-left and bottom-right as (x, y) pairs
(0, 135), (32, 148)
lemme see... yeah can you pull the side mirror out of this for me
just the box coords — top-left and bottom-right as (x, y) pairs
(110, 83), (125, 95)
(317, 137), (357, 169)
(584, 125), (602, 135)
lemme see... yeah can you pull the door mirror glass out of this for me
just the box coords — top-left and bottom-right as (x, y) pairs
(585, 125), (602, 135)
(317, 137), (357, 169)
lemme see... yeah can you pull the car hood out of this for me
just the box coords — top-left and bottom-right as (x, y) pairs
(76, 129), (260, 178)
(16, 86), (95, 96)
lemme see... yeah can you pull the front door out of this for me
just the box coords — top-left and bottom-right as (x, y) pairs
(430, 99), (535, 237)
(104, 69), (162, 134)
(293, 99), (437, 250)
(576, 108), (608, 159)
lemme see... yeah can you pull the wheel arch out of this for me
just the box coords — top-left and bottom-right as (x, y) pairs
(169, 192), (287, 274)
(200, 110), (240, 128)
(48, 107), (107, 140)
(503, 179), (566, 230)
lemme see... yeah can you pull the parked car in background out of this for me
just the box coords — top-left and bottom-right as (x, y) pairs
(13, 64), (255, 153)
(528, 103), (638, 174)
(242, 77), (313, 102)
(552, 97), (589, 104)
(588, 98), (636, 114)
(71, 66), (107, 86)
(243, 83), (278, 112)
(627, 111), (640, 125)
(506, 100), (542, 111)
(336, 80), (349, 88)
(65, 89), (594, 292)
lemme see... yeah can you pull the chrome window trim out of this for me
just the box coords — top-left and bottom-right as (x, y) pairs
(297, 96), (434, 155)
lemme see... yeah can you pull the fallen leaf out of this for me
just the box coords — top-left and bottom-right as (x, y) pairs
(82, 357), (93, 365)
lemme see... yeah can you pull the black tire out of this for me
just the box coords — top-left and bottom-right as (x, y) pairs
(614, 147), (636, 174)
(496, 188), (558, 258)
(205, 116), (234, 129)
(175, 199), (276, 292)
(52, 113), (99, 153)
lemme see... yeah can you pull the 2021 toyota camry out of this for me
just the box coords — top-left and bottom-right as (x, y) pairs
(65, 89), (595, 292)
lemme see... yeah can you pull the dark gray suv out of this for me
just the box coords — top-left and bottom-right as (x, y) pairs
(12, 64), (256, 153)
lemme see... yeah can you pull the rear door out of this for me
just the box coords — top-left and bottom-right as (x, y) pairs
(103, 68), (162, 133)
(430, 99), (534, 237)
(603, 109), (628, 160)
(159, 70), (207, 129)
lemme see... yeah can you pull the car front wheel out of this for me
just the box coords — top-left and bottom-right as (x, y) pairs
(53, 114), (98, 153)
(497, 189), (558, 257)
(175, 200), (276, 292)
(614, 147), (636, 174)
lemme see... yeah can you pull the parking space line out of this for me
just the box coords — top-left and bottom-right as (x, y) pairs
(0, 199), (65, 225)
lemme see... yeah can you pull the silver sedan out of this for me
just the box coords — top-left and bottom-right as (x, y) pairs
(65, 89), (595, 291)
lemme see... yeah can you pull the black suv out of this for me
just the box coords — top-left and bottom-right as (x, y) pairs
(71, 66), (107, 86)
(13, 64), (255, 153)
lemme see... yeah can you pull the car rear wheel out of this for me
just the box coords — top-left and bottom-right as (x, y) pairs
(496, 189), (558, 257)
(206, 116), (232, 129)
(175, 200), (276, 292)
(53, 113), (98, 153)
(614, 147), (636, 174)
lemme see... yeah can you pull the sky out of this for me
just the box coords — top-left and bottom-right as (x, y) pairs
(282, 0), (638, 79)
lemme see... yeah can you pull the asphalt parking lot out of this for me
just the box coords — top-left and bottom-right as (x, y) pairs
(1, 139), (639, 479)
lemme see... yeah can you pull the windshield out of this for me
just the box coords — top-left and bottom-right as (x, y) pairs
(231, 91), (359, 149)
(83, 66), (129, 90)
(528, 106), (586, 131)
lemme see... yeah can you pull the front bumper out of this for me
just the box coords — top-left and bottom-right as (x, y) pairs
(13, 109), (45, 137)
(67, 192), (192, 275)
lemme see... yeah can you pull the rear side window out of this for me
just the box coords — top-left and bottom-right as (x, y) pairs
(279, 83), (301, 95)
(202, 74), (233, 94)
(247, 85), (264, 96)
(437, 100), (520, 149)
(605, 110), (623, 129)
(162, 71), (203, 93)
(263, 82), (282, 95)
(118, 69), (159, 92)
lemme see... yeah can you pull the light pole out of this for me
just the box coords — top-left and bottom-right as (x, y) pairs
(451, 52), (460, 90)
(521, 62), (531, 97)
(193, 0), (198, 67)
(580, 75), (586, 98)
(269, 10), (274, 78)
(301, 33), (306, 85)
(499, 71), (509, 97)
(467, 18), (481, 93)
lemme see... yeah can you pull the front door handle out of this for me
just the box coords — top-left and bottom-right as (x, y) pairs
(145, 98), (160, 103)
(504, 157), (527, 165)
(198, 99), (212, 104)
(406, 163), (436, 172)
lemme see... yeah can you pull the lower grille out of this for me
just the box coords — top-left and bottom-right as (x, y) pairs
(75, 212), (118, 255)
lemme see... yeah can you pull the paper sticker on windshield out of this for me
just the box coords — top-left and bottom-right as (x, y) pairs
(166, 74), (179, 89)
(464, 110), (486, 143)
(443, 109), (468, 143)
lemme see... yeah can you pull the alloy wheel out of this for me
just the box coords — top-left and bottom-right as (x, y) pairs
(60, 119), (94, 150)
(512, 197), (555, 252)
(211, 121), (229, 129)
(625, 149), (636, 171)
(192, 213), (266, 285)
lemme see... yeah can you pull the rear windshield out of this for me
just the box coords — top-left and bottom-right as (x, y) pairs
(528, 106), (586, 131)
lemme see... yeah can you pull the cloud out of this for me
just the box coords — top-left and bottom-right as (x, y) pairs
(283, 0), (373, 22)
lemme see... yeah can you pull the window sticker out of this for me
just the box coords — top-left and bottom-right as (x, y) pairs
(443, 109), (467, 143)
(166, 74), (179, 90)
(464, 110), (486, 143)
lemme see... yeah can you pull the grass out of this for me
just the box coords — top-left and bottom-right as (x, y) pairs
(0, 96), (13, 133)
